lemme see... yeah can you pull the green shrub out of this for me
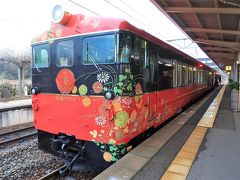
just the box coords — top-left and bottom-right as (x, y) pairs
(0, 83), (17, 98)
(228, 79), (239, 90)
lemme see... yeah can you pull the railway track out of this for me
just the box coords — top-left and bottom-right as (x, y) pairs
(0, 126), (37, 146)
(38, 165), (98, 180)
(38, 165), (67, 180)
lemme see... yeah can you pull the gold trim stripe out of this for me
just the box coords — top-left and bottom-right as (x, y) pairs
(197, 85), (226, 128)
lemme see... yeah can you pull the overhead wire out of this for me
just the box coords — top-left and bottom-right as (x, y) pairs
(104, 0), (170, 40)
(116, 0), (198, 50)
(0, 18), (24, 26)
(118, 0), (159, 29)
(68, 0), (190, 49)
(67, 0), (201, 58)
(68, 0), (100, 16)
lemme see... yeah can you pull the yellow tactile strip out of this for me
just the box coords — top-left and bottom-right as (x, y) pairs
(161, 85), (226, 180)
(161, 127), (207, 180)
(197, 85), (226, 128)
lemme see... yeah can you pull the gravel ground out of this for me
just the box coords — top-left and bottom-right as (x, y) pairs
(0, 137), (64, 179)
(0, 137), (98, 180)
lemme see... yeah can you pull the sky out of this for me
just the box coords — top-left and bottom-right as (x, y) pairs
(0, 0), (210, 60)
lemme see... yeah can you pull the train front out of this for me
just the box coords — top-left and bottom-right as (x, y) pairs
(31, 5), (136, 170)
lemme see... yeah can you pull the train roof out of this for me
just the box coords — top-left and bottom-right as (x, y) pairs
(32, 13), (215, 72)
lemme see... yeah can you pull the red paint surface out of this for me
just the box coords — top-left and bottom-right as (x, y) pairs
(33, 84), (210, 145)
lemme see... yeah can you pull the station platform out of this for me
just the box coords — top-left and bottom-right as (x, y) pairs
(94, 85), (240, 180)
(0, 98), (32, 112)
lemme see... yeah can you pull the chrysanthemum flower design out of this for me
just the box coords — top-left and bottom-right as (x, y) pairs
(78, 84), (88, 95)
(122, 97), (132, 106)
(95, 116), (107, 126)
(114, 111), (129, 128)
(92, 81), (103, 93)
(97, 72), (110, 83)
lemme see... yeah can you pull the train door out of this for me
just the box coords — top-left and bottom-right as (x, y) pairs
(131, 36), (150, 128)
(149, 47), (157, 123)
(156, 49), (174, 123)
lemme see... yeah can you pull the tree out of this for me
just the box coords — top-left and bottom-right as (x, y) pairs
(0, 48), (31, 96)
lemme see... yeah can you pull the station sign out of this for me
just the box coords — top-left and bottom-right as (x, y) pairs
(225, 66), (232, 71)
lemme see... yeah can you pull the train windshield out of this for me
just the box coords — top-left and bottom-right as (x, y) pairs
(32, 44), (50, 68)
(56, 40), (74, 67)
(82, 34), (115, 64)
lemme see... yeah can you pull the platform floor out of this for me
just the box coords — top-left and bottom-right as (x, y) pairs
(133, 87), (222, 180)
(135, 86), (240, 180)
(95, 86), (240, 180)
(187, 89), (240, 180)
(0, 99), (32, 112)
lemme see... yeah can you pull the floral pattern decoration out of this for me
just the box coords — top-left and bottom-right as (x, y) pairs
(78, 84), (88, 95)
(95, 116), (107, 126)
(114, 111), (129, 128)
(95, 142), (127, 161)
(92, 81), (103, 93)
(97, 72), (110, 83)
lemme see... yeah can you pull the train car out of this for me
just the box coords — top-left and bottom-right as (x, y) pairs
(31, 5), (215, 171)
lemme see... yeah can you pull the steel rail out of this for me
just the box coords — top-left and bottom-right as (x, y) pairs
(0, 132), (37, 146)
(0, 126), (35, 136)
(38, 165), (67, 180)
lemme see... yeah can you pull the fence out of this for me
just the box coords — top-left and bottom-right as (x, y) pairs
(0, 83), (31, 100)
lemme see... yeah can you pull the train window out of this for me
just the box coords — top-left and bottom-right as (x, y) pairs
(177, 64), (182, 86)
(203, 70), (209, 84)
(173, 61), (177, 87)
(56, 40), (74, 67)
(130, 36), (146, 76)
(189, 67), (193, 84)
(117, 33), (131, 63)
(32, 44), (50, 68)
(149, 48), (157, 91)
(134, 36), (145, 68)
(193, 67), (198, 83)
(157, 57), (173, 90)
(199, 70), (203, 83)
(82, 34), (115, 64)
(182, 65), (188, 86)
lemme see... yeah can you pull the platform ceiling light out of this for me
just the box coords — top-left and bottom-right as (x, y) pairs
(52, 5), (71, 25)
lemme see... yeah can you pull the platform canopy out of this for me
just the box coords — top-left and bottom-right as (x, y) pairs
(151, 0), (240, 70)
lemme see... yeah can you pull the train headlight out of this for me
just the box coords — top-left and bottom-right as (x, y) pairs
(104, 91), (115, 100)
(52, 5), (71, 25)
(31, 87), (39, 95)
(52, 5), (64, 23)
